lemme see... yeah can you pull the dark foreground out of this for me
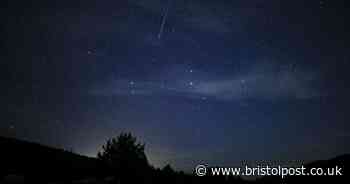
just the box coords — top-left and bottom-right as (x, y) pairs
(1, 136), (348, 184)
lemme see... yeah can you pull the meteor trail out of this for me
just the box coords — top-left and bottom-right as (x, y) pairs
(158, 0), (172, 40)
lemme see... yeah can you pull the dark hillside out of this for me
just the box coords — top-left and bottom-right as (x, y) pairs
(0, 136), (106, 182)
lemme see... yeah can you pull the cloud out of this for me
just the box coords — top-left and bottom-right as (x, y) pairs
(191, 62), (322, 100)
(88, 80), (158, 96)
(89, 63), (323, 102)
(192, 73), (320, 100)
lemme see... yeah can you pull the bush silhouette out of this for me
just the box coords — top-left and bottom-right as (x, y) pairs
(97, 132), (150, 183)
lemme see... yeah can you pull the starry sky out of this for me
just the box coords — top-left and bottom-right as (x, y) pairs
(2, 0), (350, 171)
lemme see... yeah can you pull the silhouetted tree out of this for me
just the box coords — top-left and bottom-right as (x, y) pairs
(162, 164), (175, 176)
(97, 132), (150, 183)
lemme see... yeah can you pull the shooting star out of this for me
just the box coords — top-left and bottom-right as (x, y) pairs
(158, 0), (172, 40)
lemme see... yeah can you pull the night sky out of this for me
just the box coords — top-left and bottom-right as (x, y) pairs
(2, 0), (350, 171)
